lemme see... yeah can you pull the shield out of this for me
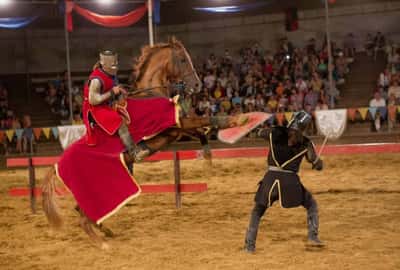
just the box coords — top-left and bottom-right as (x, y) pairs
(218, 112), (271, 144)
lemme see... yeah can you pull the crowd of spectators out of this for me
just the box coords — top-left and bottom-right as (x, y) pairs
(36, 70), (83, 125)
(371, 38), (400, 131)
(181, 36), (351, 132)
(0, 82), (35, 155)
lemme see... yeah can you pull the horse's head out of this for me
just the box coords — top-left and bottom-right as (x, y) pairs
(133, 37), (201, 97)
(166, 37), (202, 94)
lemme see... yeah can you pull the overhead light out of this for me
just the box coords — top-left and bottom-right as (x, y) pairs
(98, 0), (113, 5)
(0, 0), (12, 7)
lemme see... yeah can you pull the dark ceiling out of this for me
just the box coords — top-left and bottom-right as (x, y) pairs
(0, 0), (397, 30)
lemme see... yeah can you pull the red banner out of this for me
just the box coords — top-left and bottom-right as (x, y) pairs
(66, 1), (148, 32)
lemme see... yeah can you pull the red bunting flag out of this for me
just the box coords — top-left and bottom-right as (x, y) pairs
(347, 108), (356, 121)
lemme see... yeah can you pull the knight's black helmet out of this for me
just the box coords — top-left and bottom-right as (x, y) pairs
(287, 110), (312, 133)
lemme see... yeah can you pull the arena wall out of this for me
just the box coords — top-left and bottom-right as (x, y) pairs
(0, 1), (399, 74)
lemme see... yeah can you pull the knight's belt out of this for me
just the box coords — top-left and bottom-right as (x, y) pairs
(268, 166), (296, 174)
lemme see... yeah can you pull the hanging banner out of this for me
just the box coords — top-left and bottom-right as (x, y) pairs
(33, 128), (42, 140)
(58, 125), (86, 149)
(347, 108), (356, 121)
(315, 109), (347, 140)
(51, 127), (59, 139)
(66, 1), (148, 32)
(368, 107), (377, 119)
(42, 127), (51, 139)
(357, 107), (369, 120)
(5, 129), (15, 142)
(0, 16), (38, 29)
(284, 112), (293, 122)
(15, 129), (24, 140)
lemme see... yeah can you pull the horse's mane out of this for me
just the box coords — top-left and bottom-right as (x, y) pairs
(132, 37), (185, 87)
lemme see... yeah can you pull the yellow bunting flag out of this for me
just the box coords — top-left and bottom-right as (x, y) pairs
(42, 127), (51, 139)
(347, 108), (356, 121)
(357, 107), (369, 120)
(5, 129), (15, 142)
(398, 105), (400, 113)
(275, 113), (285, 126)
(284, 112), (293, 122)
(388, 106), (397, 121)
(0, 130), (4, 142)
(33, 128), (42, 140)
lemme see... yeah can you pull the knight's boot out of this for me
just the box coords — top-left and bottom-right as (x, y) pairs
(307, 201), (324, 247)
(244, 227), (258, 253)
(243, 204), (266, 253)
(118, 123), (151, 164)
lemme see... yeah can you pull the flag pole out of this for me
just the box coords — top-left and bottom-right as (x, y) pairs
(64, 8), (74, 124)
(148, 0), (154, 46)
(324, 0), (334, 109)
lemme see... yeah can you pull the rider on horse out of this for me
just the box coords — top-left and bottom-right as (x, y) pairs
(82, 50), (148, 162)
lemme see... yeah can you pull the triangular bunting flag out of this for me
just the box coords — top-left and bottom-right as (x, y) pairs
(368, 107), (377, 119)
(15, 129), (24, 139)
(388, 105), (397, 122)
(284, 112), (293, 122)
(398, 105), (400, 113)
(347, 108), (356, 121)
(42, 127), (51, 139)
(0, 130), (4, 142)
(275, 113), (285, 126)
(51, 127), (59, 139)
(5, 129), (15, 142)
(33, 128), (42, 140)
(357, 107), (369, 120)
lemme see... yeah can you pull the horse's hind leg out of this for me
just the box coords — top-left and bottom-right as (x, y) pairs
(75, 205), (115, 238)
(75, 206), (109, 249)
(79, 215), (109, 250)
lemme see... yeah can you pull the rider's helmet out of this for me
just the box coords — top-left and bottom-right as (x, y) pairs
(99, 50), (118, 76)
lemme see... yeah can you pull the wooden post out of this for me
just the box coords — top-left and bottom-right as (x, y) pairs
(173, 150), (181, 209)
(28, 157), (36, 213)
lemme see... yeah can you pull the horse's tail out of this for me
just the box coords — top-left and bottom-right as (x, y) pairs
(42, 167), (63, 229)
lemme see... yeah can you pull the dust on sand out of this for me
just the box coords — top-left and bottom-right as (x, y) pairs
(0, 153), (399, 270)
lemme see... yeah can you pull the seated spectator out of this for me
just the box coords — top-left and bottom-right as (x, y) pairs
(369, 92), (386, 132)
(72, 111), (83, 125)
(266, 95), (278, 113)
(231, 91), (243, 106)
(388, 80), (400, 102)
(220, 96), (232, 113)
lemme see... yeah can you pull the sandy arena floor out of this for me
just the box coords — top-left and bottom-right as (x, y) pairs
(0, 153), (399, 270)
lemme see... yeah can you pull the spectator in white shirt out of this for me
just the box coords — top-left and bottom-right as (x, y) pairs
(369, 92), (386, 131)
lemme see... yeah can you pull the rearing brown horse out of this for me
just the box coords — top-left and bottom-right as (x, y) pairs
(42, 37), (249, 249)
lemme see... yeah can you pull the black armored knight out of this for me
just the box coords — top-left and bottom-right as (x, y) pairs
(244, 110), (324, 253)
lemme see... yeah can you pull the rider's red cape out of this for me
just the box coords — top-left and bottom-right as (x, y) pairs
(56, 97), (180, 224)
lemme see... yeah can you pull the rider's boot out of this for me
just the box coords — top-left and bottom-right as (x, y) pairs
(118, 123), (152, 165)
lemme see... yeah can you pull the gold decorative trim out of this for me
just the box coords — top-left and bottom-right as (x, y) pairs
(269, 133), (280, 167)
(268, 179), (282, 208)
(280, 149), (308, 169)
